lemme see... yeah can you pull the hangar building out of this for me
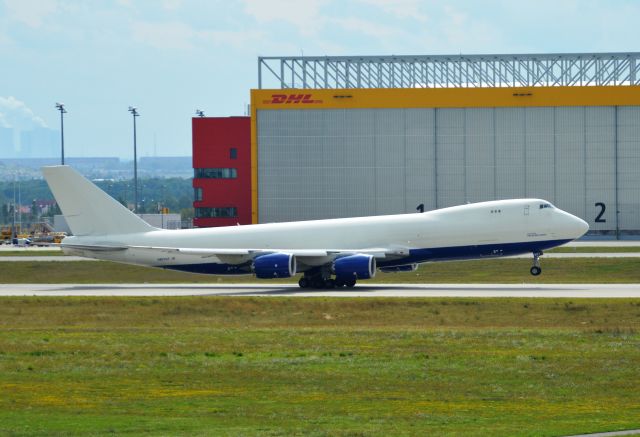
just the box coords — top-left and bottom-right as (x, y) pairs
(194, 52), (640, 237)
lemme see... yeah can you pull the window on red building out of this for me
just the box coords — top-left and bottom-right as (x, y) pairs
(195, 207), (237, 218)
(194, 168), (237, 179)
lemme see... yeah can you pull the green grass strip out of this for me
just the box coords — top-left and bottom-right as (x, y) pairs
(1, 258), (640, 284)
(548, 246), (640, 253)
(0, 297), (638, 436)
(0, 250), (64, 257)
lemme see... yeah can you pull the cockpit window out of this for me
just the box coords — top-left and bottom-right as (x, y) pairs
(539, 203), (554, 209)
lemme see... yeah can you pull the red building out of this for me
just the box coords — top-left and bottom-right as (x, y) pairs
(192, 116), (251, 227)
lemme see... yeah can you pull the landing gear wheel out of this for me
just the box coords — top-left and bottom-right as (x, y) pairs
(324, 279), (336, 289)
(335, 279), (345, 288)
(530, 250), (542, 276)
(311, 277), (325, 289)
(298, 277), (309, 288)
(345, 279), (356, 288)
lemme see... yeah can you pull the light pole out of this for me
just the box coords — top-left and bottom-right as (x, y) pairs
(55, 103), (66, 165)
(128, 106), (140, 212)
(12, 175), (16, 239)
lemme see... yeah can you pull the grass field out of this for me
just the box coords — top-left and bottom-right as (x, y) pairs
(0, 297), (639, 436)
(0, 250), (63, 256)
(2, 258), (640, 284)
(548, 246), (640, 253)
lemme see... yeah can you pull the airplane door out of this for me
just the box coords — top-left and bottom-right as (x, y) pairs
(524, 205), (530, 216)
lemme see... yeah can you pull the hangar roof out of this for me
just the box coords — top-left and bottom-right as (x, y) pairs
(258, 52), (640, 89)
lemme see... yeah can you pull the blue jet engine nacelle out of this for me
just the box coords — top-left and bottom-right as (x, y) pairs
(334, 254), (376, 280)
(253, 253), (297, 279)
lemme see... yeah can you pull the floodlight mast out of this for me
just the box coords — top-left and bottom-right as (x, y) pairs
(55, 103), (67, 165)
(128, 106), (140, 212)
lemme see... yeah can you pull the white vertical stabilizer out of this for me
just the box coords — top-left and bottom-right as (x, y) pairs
(42, 165), (156, 236)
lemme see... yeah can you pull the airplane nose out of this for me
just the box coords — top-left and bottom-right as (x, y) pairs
(570, 214), (589, 238)
(578, 217), (589, 235)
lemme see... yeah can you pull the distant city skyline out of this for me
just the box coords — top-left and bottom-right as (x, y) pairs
(1, 126), (57, 158)
(2, 0), (640, 159)
(0, 125), (187, 159)
(0, 156), (193, 181)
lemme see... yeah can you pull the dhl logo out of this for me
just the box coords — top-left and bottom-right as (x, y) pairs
(263, 94), (323, 104)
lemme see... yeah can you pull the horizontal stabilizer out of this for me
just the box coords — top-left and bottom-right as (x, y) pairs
(59, 243), (129, 251)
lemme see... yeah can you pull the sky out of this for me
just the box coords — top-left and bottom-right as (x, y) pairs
(1, 0), (639, 159)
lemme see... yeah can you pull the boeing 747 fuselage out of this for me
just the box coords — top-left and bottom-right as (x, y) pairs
(43, 166), (589, 288)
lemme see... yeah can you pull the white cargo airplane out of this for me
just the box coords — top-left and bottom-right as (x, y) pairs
(43, 166), (589, 289)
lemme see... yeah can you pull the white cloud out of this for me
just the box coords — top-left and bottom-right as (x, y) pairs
(242, 0), (328, 36)
(200, 29), (265, 48)
(4, 0), (58, 28)
(312, 39), (348, 56)
(131, 20), (265, 51)
(439, 5), (501, 53)
(162, 0), (182, 10)
(356, 0), (427, 21)
(132, 21), (196, 50)
(331, 16), (400, 39)
(0, 29), (11, 47)
(0, 96), (47, 129)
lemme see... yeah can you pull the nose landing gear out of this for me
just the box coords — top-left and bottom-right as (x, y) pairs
(530, 251), (543, 276)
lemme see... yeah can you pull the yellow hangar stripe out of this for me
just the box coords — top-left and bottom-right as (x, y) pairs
(252, 85), (640, 110)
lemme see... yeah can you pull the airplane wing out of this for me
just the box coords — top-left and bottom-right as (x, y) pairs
(127, 245), (409, 260)
(60, 242), (410, 267)
(61, 242), (409, 258)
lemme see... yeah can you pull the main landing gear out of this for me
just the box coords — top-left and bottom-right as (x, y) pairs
(298, 270), (357, 289)
(530, 251), (543, 276)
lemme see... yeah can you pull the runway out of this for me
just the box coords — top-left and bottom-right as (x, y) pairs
(1, 283), (639, 297)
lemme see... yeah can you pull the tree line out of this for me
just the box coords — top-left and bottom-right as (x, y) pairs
(0, 178), (195, 226)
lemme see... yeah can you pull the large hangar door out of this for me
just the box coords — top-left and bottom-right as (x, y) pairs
(525, 108), (555, 203)
(405, 109), (436, 212)
(258, 109), (345, 222)
(435, 109), (465, 207)
(586, 107), (616, 233)
(495, 108), (525, 199)
(324, 109), (377, 217)
(618, 106), (640, 232)
(374, 109), (405, 215)
(555, 107), (587, 220)
(465, 108), (495, 203)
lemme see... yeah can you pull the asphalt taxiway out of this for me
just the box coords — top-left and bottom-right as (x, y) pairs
(1, 283), (639, 297)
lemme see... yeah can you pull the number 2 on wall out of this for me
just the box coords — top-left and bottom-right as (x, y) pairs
(595, 202), (606, 223)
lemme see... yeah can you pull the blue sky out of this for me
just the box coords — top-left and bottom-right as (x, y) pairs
(1, 0), (639, 159)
